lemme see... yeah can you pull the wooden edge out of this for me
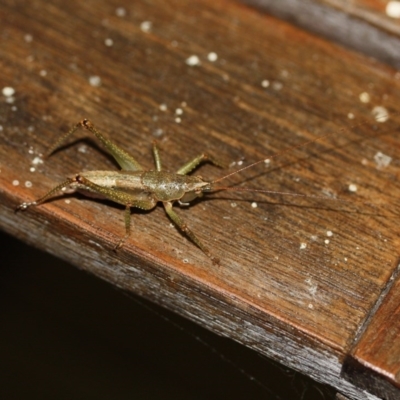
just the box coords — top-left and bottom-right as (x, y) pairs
(343, 261), (400, 399)
(0, 182), (381, 400)
(336, 393), (352, 400)
(238, 0), (400, 68)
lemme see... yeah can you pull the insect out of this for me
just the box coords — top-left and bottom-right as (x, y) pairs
(15, 118), (372, 264)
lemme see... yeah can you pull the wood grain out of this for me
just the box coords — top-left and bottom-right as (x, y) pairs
(1, 0), (400, 398)
(240, 0), (400, 68)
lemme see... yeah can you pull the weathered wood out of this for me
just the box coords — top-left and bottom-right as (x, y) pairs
(240, 0), (400, 68)
(1, 0), (400, 399)
(343, 264), (400, 399)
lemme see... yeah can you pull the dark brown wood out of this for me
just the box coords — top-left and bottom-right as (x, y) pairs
(343, 264), (400, 399)
(1, 0), (400, 399)
(239, 0), (400, 68)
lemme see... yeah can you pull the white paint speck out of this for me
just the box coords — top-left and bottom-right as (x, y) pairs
(140, 21), (152, 32)
(89, 240), (103, 248)
(183, 258), (189, 264)
(115, 7), (126, 17)
(308, 303), (314, 309)
(89, 75), (101, 87)
(32, 156), (44, 165)
(152, 128), (164, 137)
(372, 106), (389, 122)
(251, 202), (258, 209)
(326, 230), (333, 237)
(24, 181), (32, 188)
(104, 38), (114, 46)
(347, 112), (355, 119)
(207, 52), (218, 62)
(348, 184), (358, 192)
(12, 180), (19, 186)
(324, 239), (330, 245)
(24, 34), (33, 43)
(185, 55), (201, 66)
(175, 117), (181, 123)
(300, 243), (307, 250)
(280, 70), (289, 78)
(78, 145), (88, 153)
(30, 167), (36, 172)
(39, 70), (47, 77)
(159, 103), (167, 111)
(374, 151), (392, 168)
(305, 278), (318, 296)
(237, 160), (243, 166)
(386, 1), (400, 18)
(65, 199), (71, 204)
(359, 92), (370, 103)
(2, 87), (15, 97)
(261, 80), (270, 88)
(264, 158), (271, 166)
(175, 108), (183, 115)
(344, 257), (348, 262)
(230, 202), (237, 208)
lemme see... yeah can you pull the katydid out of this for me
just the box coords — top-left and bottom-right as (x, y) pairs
(16, 119), (365, 264)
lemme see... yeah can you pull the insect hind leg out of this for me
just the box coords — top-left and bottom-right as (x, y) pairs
(46, 119), (144, 172)
(15, 178), (77, 211)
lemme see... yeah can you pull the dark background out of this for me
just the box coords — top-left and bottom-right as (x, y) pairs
(1, 230), (335, 400)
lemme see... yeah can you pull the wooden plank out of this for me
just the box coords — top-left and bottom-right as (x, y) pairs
(239, 0), (400, 67)
(343, 264), (400, 399)
(1, 0), (400, 398)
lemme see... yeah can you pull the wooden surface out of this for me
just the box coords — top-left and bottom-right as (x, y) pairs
(241, 0), (400, 68)
(1, 0), (400, 399)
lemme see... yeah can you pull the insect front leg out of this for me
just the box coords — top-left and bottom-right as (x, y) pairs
(163, 201), (220, 265)
(176, 153), (226, 175)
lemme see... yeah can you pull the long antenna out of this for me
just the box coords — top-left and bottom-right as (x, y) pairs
(207, 186), (354, 205)
(211, 115), (390, 186)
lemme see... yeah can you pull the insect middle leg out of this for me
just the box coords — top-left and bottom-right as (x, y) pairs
(73, 175), (157, 249)
(163, 201), (220, 265)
